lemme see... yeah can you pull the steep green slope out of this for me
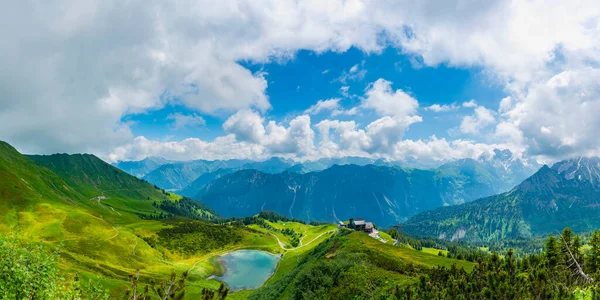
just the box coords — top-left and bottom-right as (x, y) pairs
(0, 142), (278, 298)
(248, 230), (475, 299)
(26, 153), (215, 222)
(404, 157), (600, 242)
(29, 153), (160, 196)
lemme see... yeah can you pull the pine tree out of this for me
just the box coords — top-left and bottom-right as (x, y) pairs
(560, 227), (575, 265)
(588, 229), (600, 275)
(545, 234), (560, 269)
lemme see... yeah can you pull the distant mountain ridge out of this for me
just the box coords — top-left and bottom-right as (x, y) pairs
(195, 153), (538, 227)
(112, 156), (172, 178)
(115, 149), (537, 199)
(141, 159), (251, 191)
(403, 157), (600, 242)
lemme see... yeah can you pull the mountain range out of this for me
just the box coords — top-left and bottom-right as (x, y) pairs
(403, 157), (600, 241)
(193, 151), (538, 227)
(114, 149), (538, 214)
(114, 156), (390, 192)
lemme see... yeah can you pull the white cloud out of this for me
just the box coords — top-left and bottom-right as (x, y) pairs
(222, 110), (266, 144)
(462, 100), (478, 108)
(3, 0), (600, 163)
(393, 136), (504, 164)
(223, 110), (316, 157)
(304, 98), (341, 115)
(498, 96), (515, 114)
(166, 113), (206, 129)
(460, 105), (496, 134)
(337, 61), (367, 83)
(331, 107), (359, 117)
(497, 67), (600, 160)
(315, 115), (422, 155)
(425, 103), (459, 112)
(108, 135), (265, 162)
(362, 79), (419, 117)
(340, 86), (350, 97)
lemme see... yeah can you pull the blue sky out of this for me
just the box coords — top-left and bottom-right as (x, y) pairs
(2, 1), (600, 164)
(126, 46), (505, 146)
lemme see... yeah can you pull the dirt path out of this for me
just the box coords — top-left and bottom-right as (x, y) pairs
(104, 226), (120, 240)
(271, 230), (336, 251)
(132, 237), (138, 256)
(270, 233), (287, 249)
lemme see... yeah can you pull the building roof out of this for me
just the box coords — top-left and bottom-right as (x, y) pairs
(365, 222), (374, 229)
(352, 220), (366, 226)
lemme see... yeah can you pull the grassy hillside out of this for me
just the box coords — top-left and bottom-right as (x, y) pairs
(0, 142), (278, 297)
(1, 141), (507, 299)
(247, 229), (475, 299)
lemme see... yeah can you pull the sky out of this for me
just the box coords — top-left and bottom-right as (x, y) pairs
(1, 0), (600, 165)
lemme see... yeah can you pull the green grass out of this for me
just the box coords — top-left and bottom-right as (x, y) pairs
(348, 232), (476, 271)
(0, 142), (283, 298)
(422, 247), (449, 256)
(1, 141), (485, 299)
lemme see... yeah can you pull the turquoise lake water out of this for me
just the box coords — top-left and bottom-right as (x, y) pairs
(214, 250), (281, 291)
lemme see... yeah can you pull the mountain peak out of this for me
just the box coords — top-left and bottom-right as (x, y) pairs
(551, 156), (600, 184)
(492, 148), (513, 160)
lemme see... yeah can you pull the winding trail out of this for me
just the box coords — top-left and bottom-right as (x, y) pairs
(132, 237), (138, 256)
(104, 226), (120, 240)
(270, 230), (336, 251)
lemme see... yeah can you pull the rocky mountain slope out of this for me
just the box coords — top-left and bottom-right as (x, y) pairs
(403, 157), (600, 241)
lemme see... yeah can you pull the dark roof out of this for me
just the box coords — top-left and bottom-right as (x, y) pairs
(353, 220), (366, 226)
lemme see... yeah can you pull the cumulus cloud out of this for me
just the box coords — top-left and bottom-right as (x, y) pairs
(222, 110), (267, 144)
(393, 136), (503, 164)
(223, 110), (316, 157)
(462, 100), (478, 108)
(304, 98), (342, 115)
(459, 105), (496, 134)
(108, 135), (265, 162)
(315, 115), (422, 156)
(3, 0), (600, 163)
(361, 79), (419, 117)
(497, 67), (600, 160)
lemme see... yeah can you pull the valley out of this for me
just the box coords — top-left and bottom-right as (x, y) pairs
(4, 138), (600, 299)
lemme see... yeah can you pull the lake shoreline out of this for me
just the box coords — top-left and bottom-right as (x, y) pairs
(209, 249), (282, 292)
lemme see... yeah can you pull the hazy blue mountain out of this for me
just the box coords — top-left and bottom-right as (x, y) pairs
(141, 157), (291, 191)
(125, 148), (537, 200)
(195, 156), (536, 226)
(239, 157), (295, 173)
(112, 157), (171, 178)
(179, 168), (236, 198)
(403, 157), (600, 242)
(142, 160), (214, 191)
(293, 156), (388, 173)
